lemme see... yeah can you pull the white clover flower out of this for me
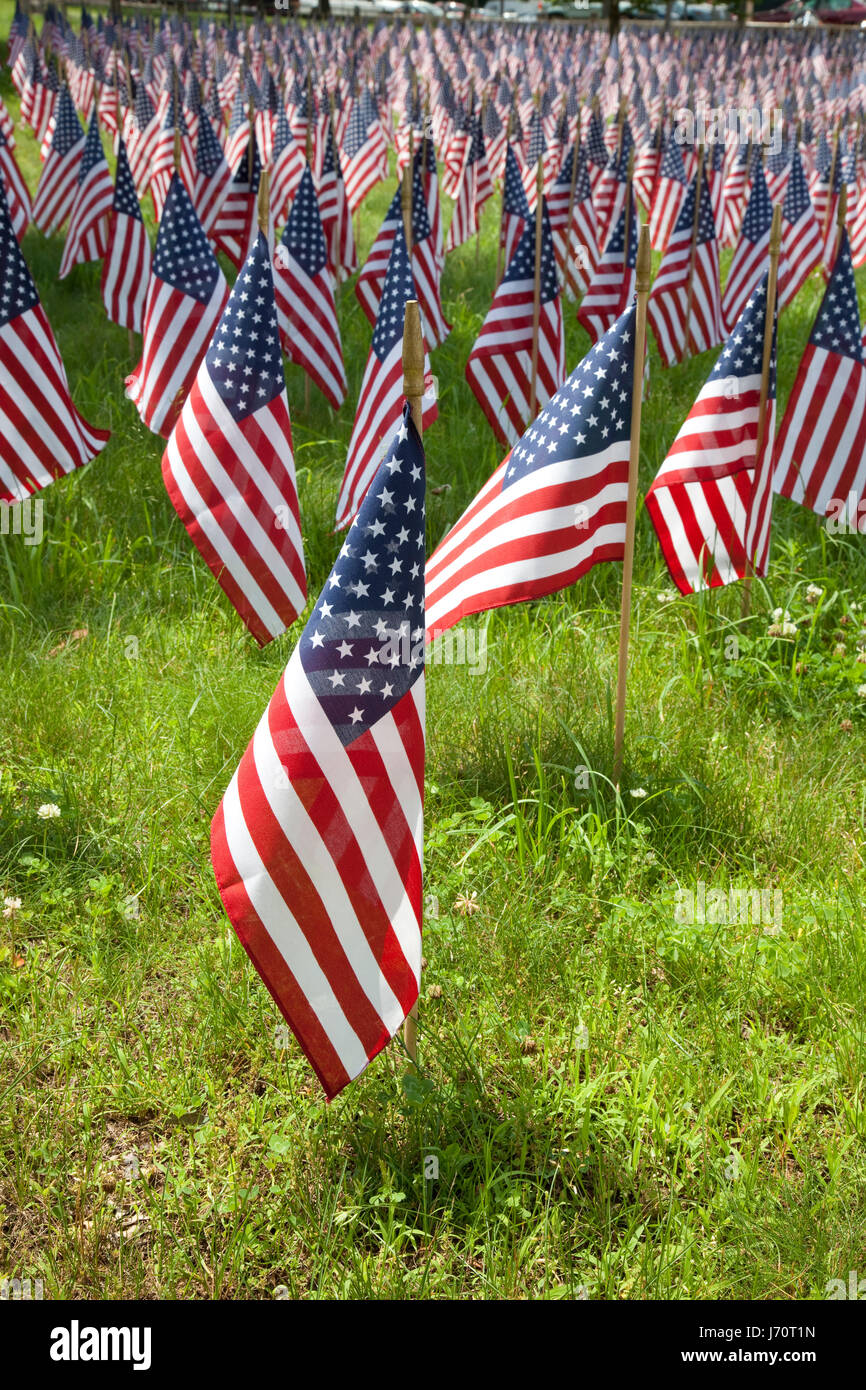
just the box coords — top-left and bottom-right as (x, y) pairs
(36, 803), (61, 820)
(630, 787), (648, 799)
(2, 896), (22, 918)
(781, 621), (798, 637)
(771, 608), (791, 624)
(858, 685), (866, 698)
(805, 584), (823, 603)
(656, 591), (676, 604)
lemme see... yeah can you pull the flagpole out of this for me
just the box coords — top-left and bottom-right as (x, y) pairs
(613, 224), (652, 786)
(401, 298), (425, 1069)
(683, 144), (704, 360)
(529, 153), (544, 422)
(741, 202), (782, 619)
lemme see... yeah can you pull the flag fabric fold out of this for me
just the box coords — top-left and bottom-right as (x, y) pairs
(126, 172), (228, 439)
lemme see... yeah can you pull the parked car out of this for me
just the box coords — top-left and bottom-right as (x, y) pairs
(544, 1), (604, 18)
(482, 0), (545, 18)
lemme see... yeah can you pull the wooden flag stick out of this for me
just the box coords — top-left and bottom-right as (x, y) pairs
(529, 154), (544, 422)
(741, 202), (782, 619)
(401, 299), (425, 1067)
(613, 224), (652, 786)
(683, 144), (704, 360)
(258, 166), (270, 235)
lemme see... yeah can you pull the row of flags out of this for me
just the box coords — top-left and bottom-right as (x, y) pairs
(4, 11), (866, 1098)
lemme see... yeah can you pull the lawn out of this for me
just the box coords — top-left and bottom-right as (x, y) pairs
(1, 12), (865, 1301)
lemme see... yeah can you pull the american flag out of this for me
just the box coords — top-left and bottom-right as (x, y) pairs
(336, 222), (436, 530)
(225, 88), (251, 173)
(720, 141), (751, 250)
(356, 163), (442, 338)
(32, 67), (58, 158)
(634, 121), (663, 217)
(150, 96), (196, 222)
(521, 107), (546, 207)
(273, 163), (347, 411)
(269, 103), (304, 230)
(577, 190), (638, 346)
(773, 231), (866, 519)
(58, 108), (114, 279)
(0, 185), (110, 505)
(126, 81), (160, 202)
(163, 230), (306, 647)
(445, 109), (487, 253)
(499, 143), (530, 275)
(419, 132), (444, 274)
(443, 102), (469, 199)
(192, 107), (231, 236)
(470, 110), (493, 216)
(0, 123), (30, 242)
(852, 179), (866, 270)
(467, 196), (564, 447)
(645, 274), (777, 594)
(212, 133), (262, 271)
(547, 141), (575, 238)
(722, 159), (773, 333)
(98, 66), (120, 141)
(126, 172), (228, 439)
(341, 93), (387, 215)
(210, 401), (426, 1100)
(778, 145), (822, 312)
(483, 97), (507, 183)
(584, 106), (609, 189)
(812, 135), (843, 267)
(648, 165), (723, 368)
(408, 159), (450, 350)
(707, 138), (726, 239)
(593, 121), (633, 250)
(649, 133), (687, 254)
(557, 144), (599, 300)
(0, 94), (15, 150)
(101, 135), (151, 335)
(32, 88), (84, 235)
(426, 303), (638, 638)
(355, 180), (401, 328)
(318, 121), (356, 283)
(766, 137), (792, 205)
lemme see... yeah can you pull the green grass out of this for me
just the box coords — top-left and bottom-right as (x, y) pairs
(2, 19), (866, 1300)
